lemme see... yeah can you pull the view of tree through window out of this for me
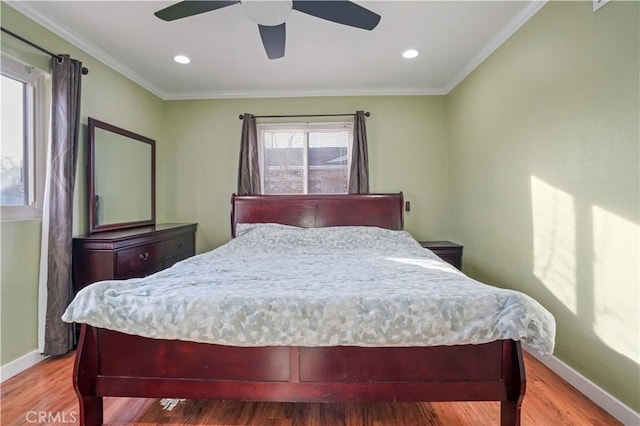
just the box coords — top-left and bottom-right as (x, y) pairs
(261, 125), (351, 194)
(1, 75), (29, 206)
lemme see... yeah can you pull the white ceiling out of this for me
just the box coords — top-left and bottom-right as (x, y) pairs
(7, 1), (546, 100)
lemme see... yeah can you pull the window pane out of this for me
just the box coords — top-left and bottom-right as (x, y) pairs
(258, 124), (352, 195)
(1, 75), (28, 206)
(308, 131), (349, 194)
(263, 131), (305, 194)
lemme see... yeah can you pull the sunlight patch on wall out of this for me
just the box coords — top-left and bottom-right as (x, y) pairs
(592, 205), (640, 363)
(531, 176), (577, 314)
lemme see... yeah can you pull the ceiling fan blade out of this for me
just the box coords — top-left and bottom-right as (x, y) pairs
(292, 0), (380, 30)
(259, 24), (286, 60)
(154, 0), (239, 21)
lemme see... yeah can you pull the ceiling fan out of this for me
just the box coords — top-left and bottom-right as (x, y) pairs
(154, 0), (381, 60)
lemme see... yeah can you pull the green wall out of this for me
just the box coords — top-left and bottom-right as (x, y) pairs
(0, 220), (41, 363)
(447, 1), (639, 411)
(165, 96), (449, 252)
(0, 3), (167, 364)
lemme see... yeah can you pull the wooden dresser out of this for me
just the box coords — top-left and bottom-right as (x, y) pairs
(72, 223), (197, 293)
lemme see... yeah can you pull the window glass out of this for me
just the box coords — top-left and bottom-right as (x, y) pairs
(1, 75), (29, 206)
(1, 55), (47, 219)
(263, 131), (305, 194)
(308, 131), (349, 194)
(259, 123), (352, 195)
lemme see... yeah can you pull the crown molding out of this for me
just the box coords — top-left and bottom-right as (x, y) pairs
(163, 87), (448, 101)
(7, 0), (544, 100)
(443, 0), (547, 94)
(5, 1), (169, 100)
(3, 0), (446, 100)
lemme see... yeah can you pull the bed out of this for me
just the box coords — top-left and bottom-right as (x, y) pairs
(65, 193), (555, 426)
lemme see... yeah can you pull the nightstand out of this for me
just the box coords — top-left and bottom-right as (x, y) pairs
(419, 241), (463, 270)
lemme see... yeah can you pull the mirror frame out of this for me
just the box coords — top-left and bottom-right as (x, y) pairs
(88, 117), (156, 234)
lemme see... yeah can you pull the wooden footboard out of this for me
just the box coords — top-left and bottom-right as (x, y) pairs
(73, 324), (526, 426)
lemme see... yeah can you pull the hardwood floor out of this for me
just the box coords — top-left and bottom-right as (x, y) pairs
(1, 351), (620, 425)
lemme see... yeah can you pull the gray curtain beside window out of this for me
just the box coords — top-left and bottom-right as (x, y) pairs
(237, 113), (261, 195)
(42, 55), (82, 356)
(348, 110), (370, 193)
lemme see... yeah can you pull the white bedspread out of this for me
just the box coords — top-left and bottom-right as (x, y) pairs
(63, 224), (556, 355)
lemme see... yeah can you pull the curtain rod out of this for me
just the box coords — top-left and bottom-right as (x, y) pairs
(1, 27), (89, 75)
(239, 112), (370, 120)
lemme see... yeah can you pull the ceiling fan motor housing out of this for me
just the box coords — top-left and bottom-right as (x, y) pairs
(241, 0), (293, 26)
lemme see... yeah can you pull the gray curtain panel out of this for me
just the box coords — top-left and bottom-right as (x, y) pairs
(237, 113), (261, 195)
(44, 55), (82, 356)
(348, 110), (370, 193)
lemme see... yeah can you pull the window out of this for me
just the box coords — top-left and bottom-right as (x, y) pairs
(1, 55), (47, 219)
(258, 122), (353, 194)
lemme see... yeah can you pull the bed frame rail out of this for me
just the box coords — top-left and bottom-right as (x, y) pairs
(74, 325), (526, 425)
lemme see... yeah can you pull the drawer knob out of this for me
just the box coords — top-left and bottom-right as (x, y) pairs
(139, 252), (149, 261)
(177, 242), (184, 248)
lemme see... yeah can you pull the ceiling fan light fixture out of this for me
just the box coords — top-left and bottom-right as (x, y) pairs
(241, 0), (293, 26)
(402, 49), (420, 59)
(173, 55), (191, 64)
(155, 0), (381, 60)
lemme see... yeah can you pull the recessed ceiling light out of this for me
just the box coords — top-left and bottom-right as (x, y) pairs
(173, 55), (191, 64)
(402, 49), (419, 59)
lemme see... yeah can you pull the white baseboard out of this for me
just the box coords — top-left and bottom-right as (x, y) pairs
(0, 350), (48, 382)
(523, 345), (639, 425)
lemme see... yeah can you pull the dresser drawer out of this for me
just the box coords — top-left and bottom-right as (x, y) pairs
(165, 250), (194, 269)
(164, 233), (194, 258)
(117, 242), (164, 276)
(73, 223), (197, 291)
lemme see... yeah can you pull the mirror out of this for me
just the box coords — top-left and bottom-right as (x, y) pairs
(88, 117), (155, 233)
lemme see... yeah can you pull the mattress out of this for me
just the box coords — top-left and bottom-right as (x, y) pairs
(63, 223), (555, 355)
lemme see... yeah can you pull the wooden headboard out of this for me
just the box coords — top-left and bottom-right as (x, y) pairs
(231, 193), (404, 237)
